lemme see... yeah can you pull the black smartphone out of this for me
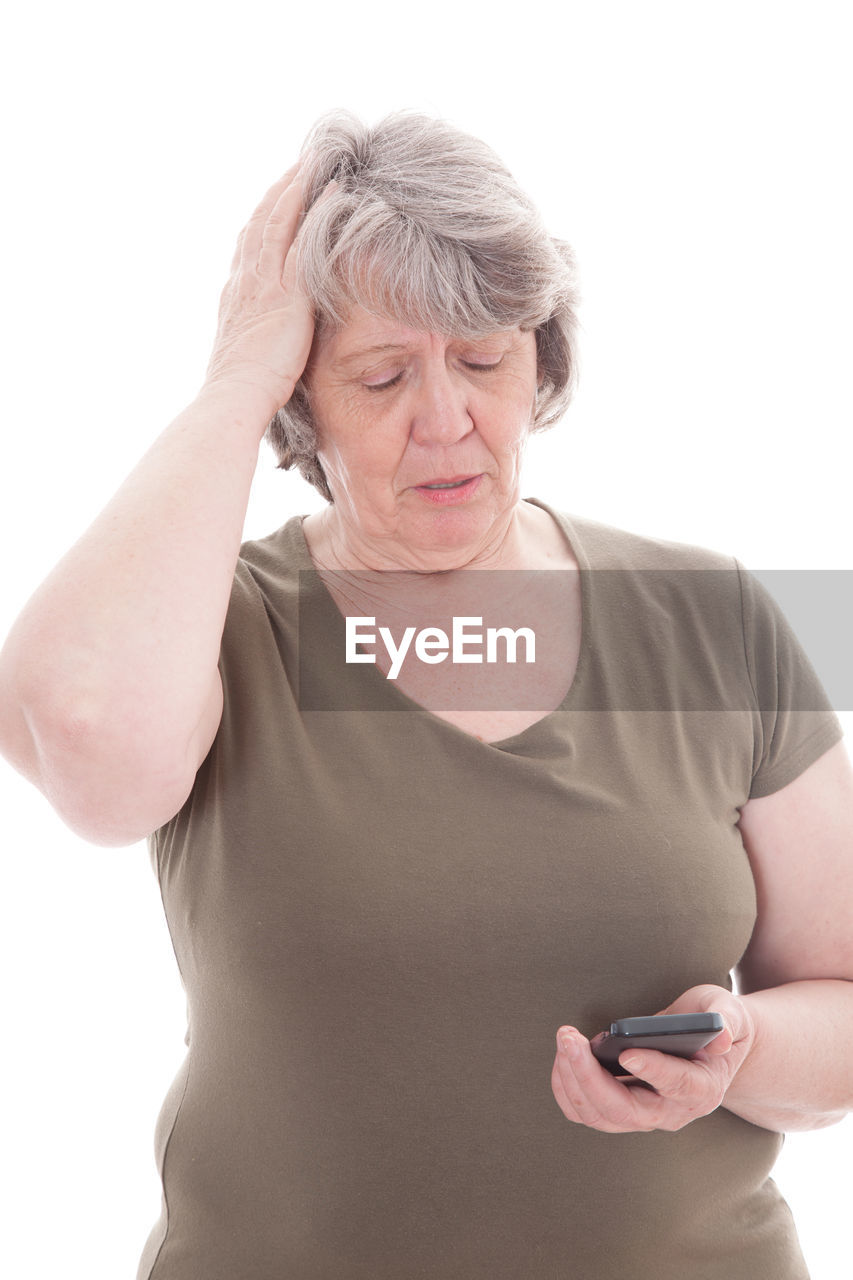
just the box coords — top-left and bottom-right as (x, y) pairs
(590, 1012), (724, 1077)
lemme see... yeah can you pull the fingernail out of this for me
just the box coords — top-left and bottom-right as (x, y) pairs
(559, 1031), (580, 1059)
(621, 1056), (642, 1073)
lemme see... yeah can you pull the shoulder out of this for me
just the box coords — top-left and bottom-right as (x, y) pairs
(543, 505), (736, 573)
(535, 503), (765, 705)
(224, 516), (310, 614)
(523, 498), (735, 569)
(213, 517), (313, 665)
(236, 515), (309, 581)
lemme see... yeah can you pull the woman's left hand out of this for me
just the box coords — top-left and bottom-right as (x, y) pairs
(551, 984), (756, 1133)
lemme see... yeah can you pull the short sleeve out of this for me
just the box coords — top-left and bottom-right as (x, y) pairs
(737, 561), (844, 798)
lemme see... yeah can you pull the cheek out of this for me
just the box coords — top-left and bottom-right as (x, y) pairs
(492, 364), (538, 418)
(311, 391), (367, 464)
(317, 416), (409, 492)
(485, 390), (534, 451)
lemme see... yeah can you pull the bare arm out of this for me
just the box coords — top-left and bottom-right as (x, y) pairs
(551, 740), (853, 1133)
(721, 980), (853, 1130)
(723, 738), (853, 1129)
(0, 165), (319, 846)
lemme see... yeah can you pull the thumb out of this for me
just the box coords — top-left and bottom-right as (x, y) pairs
(702, 1023), (734, 1056)
(656, 983), (736, 1055)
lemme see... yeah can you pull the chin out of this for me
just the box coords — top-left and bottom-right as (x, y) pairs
(404, 499), (508, 554)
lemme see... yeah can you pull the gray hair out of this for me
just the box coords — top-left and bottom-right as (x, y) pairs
(266, 110), (580, 502)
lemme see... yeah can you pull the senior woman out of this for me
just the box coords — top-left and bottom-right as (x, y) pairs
(0, 111), (851, 1280)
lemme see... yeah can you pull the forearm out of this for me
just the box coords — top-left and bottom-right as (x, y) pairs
(0, 385), (276, 817)
(723, 979), (853, 1131)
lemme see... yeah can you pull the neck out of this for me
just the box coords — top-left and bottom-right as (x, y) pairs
(303, 501), (540, 575)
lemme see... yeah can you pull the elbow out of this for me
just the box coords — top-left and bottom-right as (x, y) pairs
(7, 695), (197, 847)
(1, 626), (208, 845)
(780, 1106), (852, 1133)
(47, 738), (197, 846)
(811, 1109), (851, 1130)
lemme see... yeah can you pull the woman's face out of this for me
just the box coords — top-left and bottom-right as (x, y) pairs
(305, 306), (540, 568)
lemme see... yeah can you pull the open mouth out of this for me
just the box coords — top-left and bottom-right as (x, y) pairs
(413, 475), (483, 503)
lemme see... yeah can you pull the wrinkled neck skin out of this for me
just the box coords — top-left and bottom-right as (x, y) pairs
(301, 495), (577, 626)
(303, 494), (565, 576)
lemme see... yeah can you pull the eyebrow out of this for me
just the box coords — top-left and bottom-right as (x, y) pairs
(335, 343), (414, 369)
(335, 336), (511, 370)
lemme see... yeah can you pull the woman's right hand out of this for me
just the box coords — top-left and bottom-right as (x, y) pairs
(202, 163), (325, 418)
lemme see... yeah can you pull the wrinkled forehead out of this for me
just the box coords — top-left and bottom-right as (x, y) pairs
(310, 303), (532, 369)
(319, 303), (520, 343)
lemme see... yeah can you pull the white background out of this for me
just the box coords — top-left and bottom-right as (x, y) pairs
(1, 2), (850, 1276)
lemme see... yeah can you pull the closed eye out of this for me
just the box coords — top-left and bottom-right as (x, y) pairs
(364, 372), (404, 392)
(363, 358), (503, 392)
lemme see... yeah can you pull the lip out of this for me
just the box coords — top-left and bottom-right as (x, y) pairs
(412, 474), (484, 504)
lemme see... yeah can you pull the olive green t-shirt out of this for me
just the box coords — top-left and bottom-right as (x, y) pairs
(138, 503), (843, 1280)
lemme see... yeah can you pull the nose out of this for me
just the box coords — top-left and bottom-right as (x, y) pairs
(408, 363), (474, 447)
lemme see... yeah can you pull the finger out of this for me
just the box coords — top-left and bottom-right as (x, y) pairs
(257, 174), (307, 280)
(232, 162), (302, 274)
(554, 1029), (652, 1133)
(279, 178), (338, 292)
(618, 1048), (723, 1113)
(701, 1025), (734, 1057)
(551, 1056), (588, 1125)
(551, 1040), (616, 1129)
